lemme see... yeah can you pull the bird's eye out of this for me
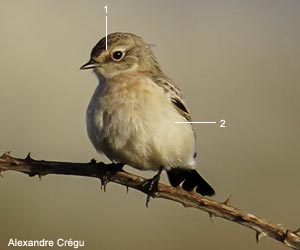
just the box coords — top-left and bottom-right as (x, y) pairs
(111, 50), (125, 61)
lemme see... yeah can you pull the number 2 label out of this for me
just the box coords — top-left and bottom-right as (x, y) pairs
(220, 119), (226, 128)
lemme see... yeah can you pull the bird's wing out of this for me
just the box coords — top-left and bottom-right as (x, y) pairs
(154, 76), (191, 122)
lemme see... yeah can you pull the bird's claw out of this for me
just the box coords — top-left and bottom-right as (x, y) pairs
(99, 175), (109, 191)
(142, 167), (163, 207)
(143, 177), (160, 207)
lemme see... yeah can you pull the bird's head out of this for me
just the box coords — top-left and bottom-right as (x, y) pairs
(80, 32), (160, 79)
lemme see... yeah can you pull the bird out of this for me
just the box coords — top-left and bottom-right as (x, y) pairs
(80, 32), (215, 203)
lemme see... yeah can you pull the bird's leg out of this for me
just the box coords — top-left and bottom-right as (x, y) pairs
(99, 162), (124, 191)
(143, 166), (164, 207)
(111, 162), (125, 171)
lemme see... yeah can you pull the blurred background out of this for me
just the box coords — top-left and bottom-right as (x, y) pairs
(0, 0), (299, 249)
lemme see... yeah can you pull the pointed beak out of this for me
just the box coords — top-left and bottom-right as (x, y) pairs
(80, 58), (100, 70)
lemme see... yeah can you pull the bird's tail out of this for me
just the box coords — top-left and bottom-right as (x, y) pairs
(166, 168), (215, 196)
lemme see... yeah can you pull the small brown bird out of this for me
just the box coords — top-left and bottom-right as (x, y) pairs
(80, 32), (215, 202)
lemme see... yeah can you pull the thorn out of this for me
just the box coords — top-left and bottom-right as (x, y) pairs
(256, 231), (267, 243)
(25, 152), (32, 161)
(126, 185), (129, 193)
(90, 158), (96, 164)
(283, 230), (299, 249)
(293, 227), (300, 236)
(38, 174), (42, 180)
(146, 195), (151, 208)
(1, 151), (11, 159)
(223, 194), (232, 206)
(0, 172), (3, 178)
(208, 212), (215, 222)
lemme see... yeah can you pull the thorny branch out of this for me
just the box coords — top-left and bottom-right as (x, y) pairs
(0, 152), (299, 249)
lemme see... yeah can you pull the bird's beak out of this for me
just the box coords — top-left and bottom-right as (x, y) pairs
(80, 58), (100, 70)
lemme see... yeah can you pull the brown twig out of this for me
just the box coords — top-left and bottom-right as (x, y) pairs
(0, 152), (299, 249)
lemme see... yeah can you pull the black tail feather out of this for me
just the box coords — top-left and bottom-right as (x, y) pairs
(166, 168), (215, 196)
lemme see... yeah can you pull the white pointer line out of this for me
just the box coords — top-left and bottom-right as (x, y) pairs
(104, 5), (108, 50)
(175, 121), (217, 124)
(105, 15), (108, 50)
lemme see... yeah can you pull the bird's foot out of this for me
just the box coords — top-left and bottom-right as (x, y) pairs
(142, 167), (163, 207)
(99, 162), (124, 191)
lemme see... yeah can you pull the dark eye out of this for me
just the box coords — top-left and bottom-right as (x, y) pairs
(111, 50), (125, 61)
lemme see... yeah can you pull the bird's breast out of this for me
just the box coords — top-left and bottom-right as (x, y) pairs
(86, 75), (196, 170)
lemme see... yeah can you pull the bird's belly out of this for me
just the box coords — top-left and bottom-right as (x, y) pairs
(86, 81), (196, 170)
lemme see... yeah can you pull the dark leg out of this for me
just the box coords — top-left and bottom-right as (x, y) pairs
(143, 166), (164, 207)
(99, 162), (124, 191)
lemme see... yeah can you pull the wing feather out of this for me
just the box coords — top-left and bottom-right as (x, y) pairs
(153, 76), (191, 121)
